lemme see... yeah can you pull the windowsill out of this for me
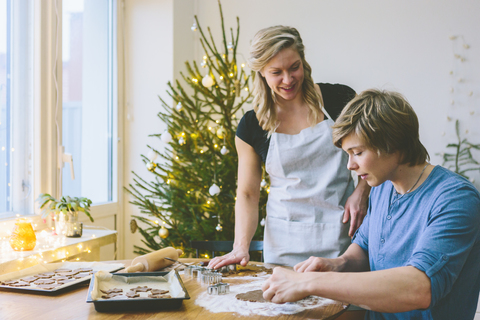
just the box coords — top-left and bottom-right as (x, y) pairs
(0, 228), (117, 274)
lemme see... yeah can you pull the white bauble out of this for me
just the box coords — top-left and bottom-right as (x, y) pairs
(179, 137), (185, 145)
(161, 131), (172, 143)
(216, 224), (223, 232)
(146, 162), (157, 172)
(260, 218), (266, 227)
(202, 74), (215, 88)
(176, 102), (183, 111)
(209, 183), (221, 196)
(220, 146), (229, 155)
(147, 150), (158, 162)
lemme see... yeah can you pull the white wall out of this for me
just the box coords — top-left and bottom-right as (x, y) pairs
(123, 0), (480, 258)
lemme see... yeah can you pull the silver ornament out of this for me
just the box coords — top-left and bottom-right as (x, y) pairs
(179, 137), (185, 145)
(176, 102), (183, 111)
(146, 162), (157, 172)
(220, 146), (229, 155)
(216, 224), (223, 232)
(200, 60), (207, 68)
(260, 218), (266, 227)
(260, 179), (267, 188)
(209, 183), (221, 196)
(191, 22), (197, 31)
(227, 42), (234, 51)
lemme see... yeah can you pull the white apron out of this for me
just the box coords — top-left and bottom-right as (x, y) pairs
(263, 119), (354, 266)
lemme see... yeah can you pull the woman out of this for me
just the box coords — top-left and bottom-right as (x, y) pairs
(209, 26), (370, 268)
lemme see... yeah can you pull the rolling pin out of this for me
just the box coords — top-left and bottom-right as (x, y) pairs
(125, 247), (183, 272)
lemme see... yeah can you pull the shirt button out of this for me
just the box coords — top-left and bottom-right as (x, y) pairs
(442, 255), (448, 261)
(381, 238), (385, 244)
(387, 215), (392, 220)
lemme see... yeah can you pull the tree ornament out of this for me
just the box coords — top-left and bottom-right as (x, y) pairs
(146, 161), (157, 172)
(130, 218), (138, 233)
(216, 223), (223, 232)
(179, 137), (185, 145)
(220, 146), (229, 155)
(216, 127), (226, 139)
(260, 179), (267, 188)
(147, 150), (158, 162)
(159, 226), (169, 239)
(200, 60), (207, 68)
(161, 131), (172, 143)
(191, 21), (197, 31)
(176, 102), (183, 111)
(202, 74), (215, 88)
(260, 218), (266, 227)
(227, 42), (234, 51)
(209, 183), (221, 196)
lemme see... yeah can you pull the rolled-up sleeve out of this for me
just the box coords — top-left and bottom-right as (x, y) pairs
(406, 183), (480, 307)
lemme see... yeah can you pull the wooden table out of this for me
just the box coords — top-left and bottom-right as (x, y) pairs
(0, 259), (365, 320)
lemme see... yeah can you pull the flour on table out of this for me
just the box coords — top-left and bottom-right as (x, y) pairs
(194, 275), (340, 317)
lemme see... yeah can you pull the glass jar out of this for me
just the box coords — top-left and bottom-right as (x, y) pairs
(9, 218), (37, 251)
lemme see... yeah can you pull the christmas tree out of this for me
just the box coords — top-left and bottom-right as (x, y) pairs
(126, 1), (268, 258)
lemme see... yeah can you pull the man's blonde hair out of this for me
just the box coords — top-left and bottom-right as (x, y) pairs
(248, 25), (321, 134)
(332, 89), (429, 166)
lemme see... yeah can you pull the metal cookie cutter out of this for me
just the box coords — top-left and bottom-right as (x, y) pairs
(200, 271), (222, 285)
(218, 264), (236, 274)
(207, 282), (230, 295)
(185, 265), (205, 278)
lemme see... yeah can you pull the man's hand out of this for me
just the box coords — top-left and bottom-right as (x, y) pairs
(262, 267), (310, 304)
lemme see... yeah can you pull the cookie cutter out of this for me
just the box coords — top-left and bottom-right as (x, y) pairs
(207, 282), (230, 295)
(200, 271), (222, 285)
(185, 265), (205, 278)
(218, 264), (236, 273)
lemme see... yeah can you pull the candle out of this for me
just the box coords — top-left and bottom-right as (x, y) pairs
(9, 218), (37, 251)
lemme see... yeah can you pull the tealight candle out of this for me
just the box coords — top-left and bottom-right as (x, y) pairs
(9, 218), (37, 251)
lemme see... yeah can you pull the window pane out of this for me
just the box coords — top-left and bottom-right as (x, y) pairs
(62, 0), (116, 203)
(0, 0), (34, 218)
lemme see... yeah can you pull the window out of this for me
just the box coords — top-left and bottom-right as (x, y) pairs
(0, 0), (120, 225)
(61, 0), (117, 204)
(0, 0), (34, 219)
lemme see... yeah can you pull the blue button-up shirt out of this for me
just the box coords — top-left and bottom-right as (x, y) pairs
(353, 166), (480, 319)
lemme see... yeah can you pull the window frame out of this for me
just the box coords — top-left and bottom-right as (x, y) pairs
(1, 0), (125, 260)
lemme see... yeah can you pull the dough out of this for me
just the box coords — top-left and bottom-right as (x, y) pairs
(236, 290), (267, 303)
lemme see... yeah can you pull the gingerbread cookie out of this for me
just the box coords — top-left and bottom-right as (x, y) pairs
(73, 268), (93, 273)
(37, 284), (60, 290)
(149, 293), (172, 299)
(33, 279), (55, 285)
(57, 279), (75, 285)
(54, 268), (72, 273)
(131, 286), (151, 292)
(73, 273), (90, 279)
(1, 280), (18, 285)
(235, 290), (267, 303)
(100, 288), (123, 294)
(20, 276), (39, 283)
(102, 292), (123, 299)
(36, 272), (55, 278)
(150, 289), (169, 295)
(9, 281), (30, 287)
(125, 291), (140, 298)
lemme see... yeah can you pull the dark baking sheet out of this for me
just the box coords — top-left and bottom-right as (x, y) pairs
(86, 271), (190, 312)
(0, 263), (124, 295)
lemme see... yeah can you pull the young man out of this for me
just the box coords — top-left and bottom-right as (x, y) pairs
(261, 89), (480, 319)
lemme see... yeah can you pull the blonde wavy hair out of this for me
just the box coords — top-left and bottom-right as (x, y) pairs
(248, 26), (322, 134)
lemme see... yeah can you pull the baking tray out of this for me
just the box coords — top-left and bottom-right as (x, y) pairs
(0, 262), (124, 295)
(86, 270), (190, 312)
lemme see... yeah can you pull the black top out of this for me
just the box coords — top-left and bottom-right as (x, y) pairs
(236, 83), (356, 163)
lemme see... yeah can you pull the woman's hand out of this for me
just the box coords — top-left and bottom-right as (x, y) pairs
(208, 246), (250, 270)
(343, 178), (370, 236)
(294, 256), (342, 273)
(262, 267), (310, 304)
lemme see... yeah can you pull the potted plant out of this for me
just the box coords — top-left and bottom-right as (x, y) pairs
(36, 194), (93, 237)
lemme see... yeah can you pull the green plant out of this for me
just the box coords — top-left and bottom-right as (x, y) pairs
(439, 119), (480, 179)
(36, 194), (94, 223)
